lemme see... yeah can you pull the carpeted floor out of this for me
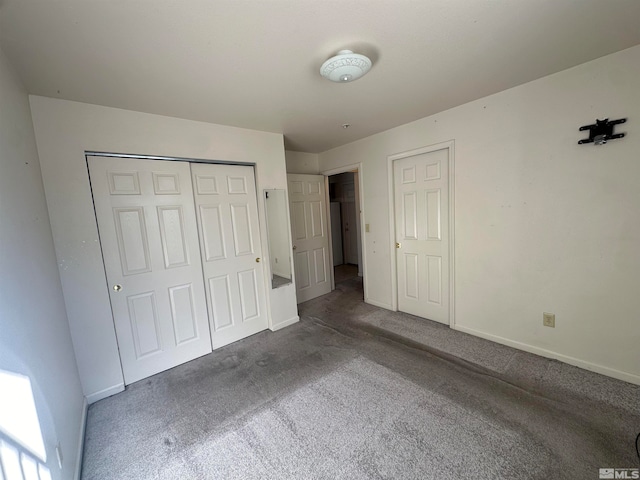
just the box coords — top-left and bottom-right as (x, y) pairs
(81, 277), (640, 479)
(334, 263), (358, 284)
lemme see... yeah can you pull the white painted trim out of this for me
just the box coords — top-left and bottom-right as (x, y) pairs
(387, 156), (397, 311)
(86, 383), (124, 404)
(283, 185), (296, 295)
(73, 398), (88, 480)
(365, 298), (395, 311)
(453, 324), (640, 386)
(447, 142), (456, 329)
(270, 315), (299, 332)
(321, 163), (360, 176)
(86, 151), (254, 166)
(324, 176), (336, 291)
(321, 162), (367, 301)
(387, 140), (456, 326)
(356, 167), (367, 302)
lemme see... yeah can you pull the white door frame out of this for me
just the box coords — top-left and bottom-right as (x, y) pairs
(321, 163), (367, 299)
(387, 140), (456, 327)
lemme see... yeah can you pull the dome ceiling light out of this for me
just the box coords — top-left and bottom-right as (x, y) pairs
(320, 50), (372, 83)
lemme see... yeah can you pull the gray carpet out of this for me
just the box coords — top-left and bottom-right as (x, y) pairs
(334, 264), (358, 284)
(81, 277), (640, 479)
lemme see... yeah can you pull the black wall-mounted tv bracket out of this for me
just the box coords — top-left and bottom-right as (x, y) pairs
(578, 118), (626, 145)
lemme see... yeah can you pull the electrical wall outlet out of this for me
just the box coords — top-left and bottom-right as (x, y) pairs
(543, 312), (555, 328)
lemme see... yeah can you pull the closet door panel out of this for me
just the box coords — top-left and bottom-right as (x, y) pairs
(192, 163), (268, 348)
(89, 156), (212, 385)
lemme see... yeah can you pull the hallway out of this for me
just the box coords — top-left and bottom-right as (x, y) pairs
(334, 264), (358, 284)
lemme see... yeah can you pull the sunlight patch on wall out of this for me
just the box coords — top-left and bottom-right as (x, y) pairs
(0, 370), (51, 480)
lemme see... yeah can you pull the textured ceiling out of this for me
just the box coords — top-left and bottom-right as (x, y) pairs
(1, 1), (640, 153)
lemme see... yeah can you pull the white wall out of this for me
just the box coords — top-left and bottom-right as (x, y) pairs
(0, 50), (85, 479)
(319, 45), (640, 384)
(285, 150), (319, 174)
(30, 96), (299, 403)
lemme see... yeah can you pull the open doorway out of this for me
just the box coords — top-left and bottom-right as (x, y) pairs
(286, 166), (364, 305)
(328, 171), (362, 287)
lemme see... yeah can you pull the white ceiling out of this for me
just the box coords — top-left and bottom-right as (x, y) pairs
(1, 1), (640, 153)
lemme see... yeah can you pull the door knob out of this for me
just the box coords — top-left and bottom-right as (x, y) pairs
(292, 246), (297, 250)
(256, 258), (261, 263)
(395, 242), (401, 249)
(113, 284), (122, 292)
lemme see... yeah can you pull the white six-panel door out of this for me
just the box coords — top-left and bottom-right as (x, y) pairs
(394, 147), (450, 324)
(191, 163), (268, 348)
(88, 156), (212, 384)
(288, 174), (332, 303)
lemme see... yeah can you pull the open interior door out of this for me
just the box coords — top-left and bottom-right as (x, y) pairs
(287, 174), (332, 303)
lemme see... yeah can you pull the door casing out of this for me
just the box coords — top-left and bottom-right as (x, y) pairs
(387, 141), (456, 327)
(321, 163), (366, 298)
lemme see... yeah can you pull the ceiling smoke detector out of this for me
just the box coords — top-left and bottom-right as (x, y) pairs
(320, 50), (372, 83)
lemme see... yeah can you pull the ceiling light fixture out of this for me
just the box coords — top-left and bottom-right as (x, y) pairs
(320, 50), (372, 83)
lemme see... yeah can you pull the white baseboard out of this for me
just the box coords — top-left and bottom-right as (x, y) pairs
(453, 324), (640, 386)
(270, 316), (299, 332)
(365, 298), (394, 311)
(74, 398), (88, 480)
(86, 383), (125, 404)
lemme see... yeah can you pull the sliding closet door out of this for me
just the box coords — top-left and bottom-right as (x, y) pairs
(89, 156), (212, 385)
(191, 163), (268, 348)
